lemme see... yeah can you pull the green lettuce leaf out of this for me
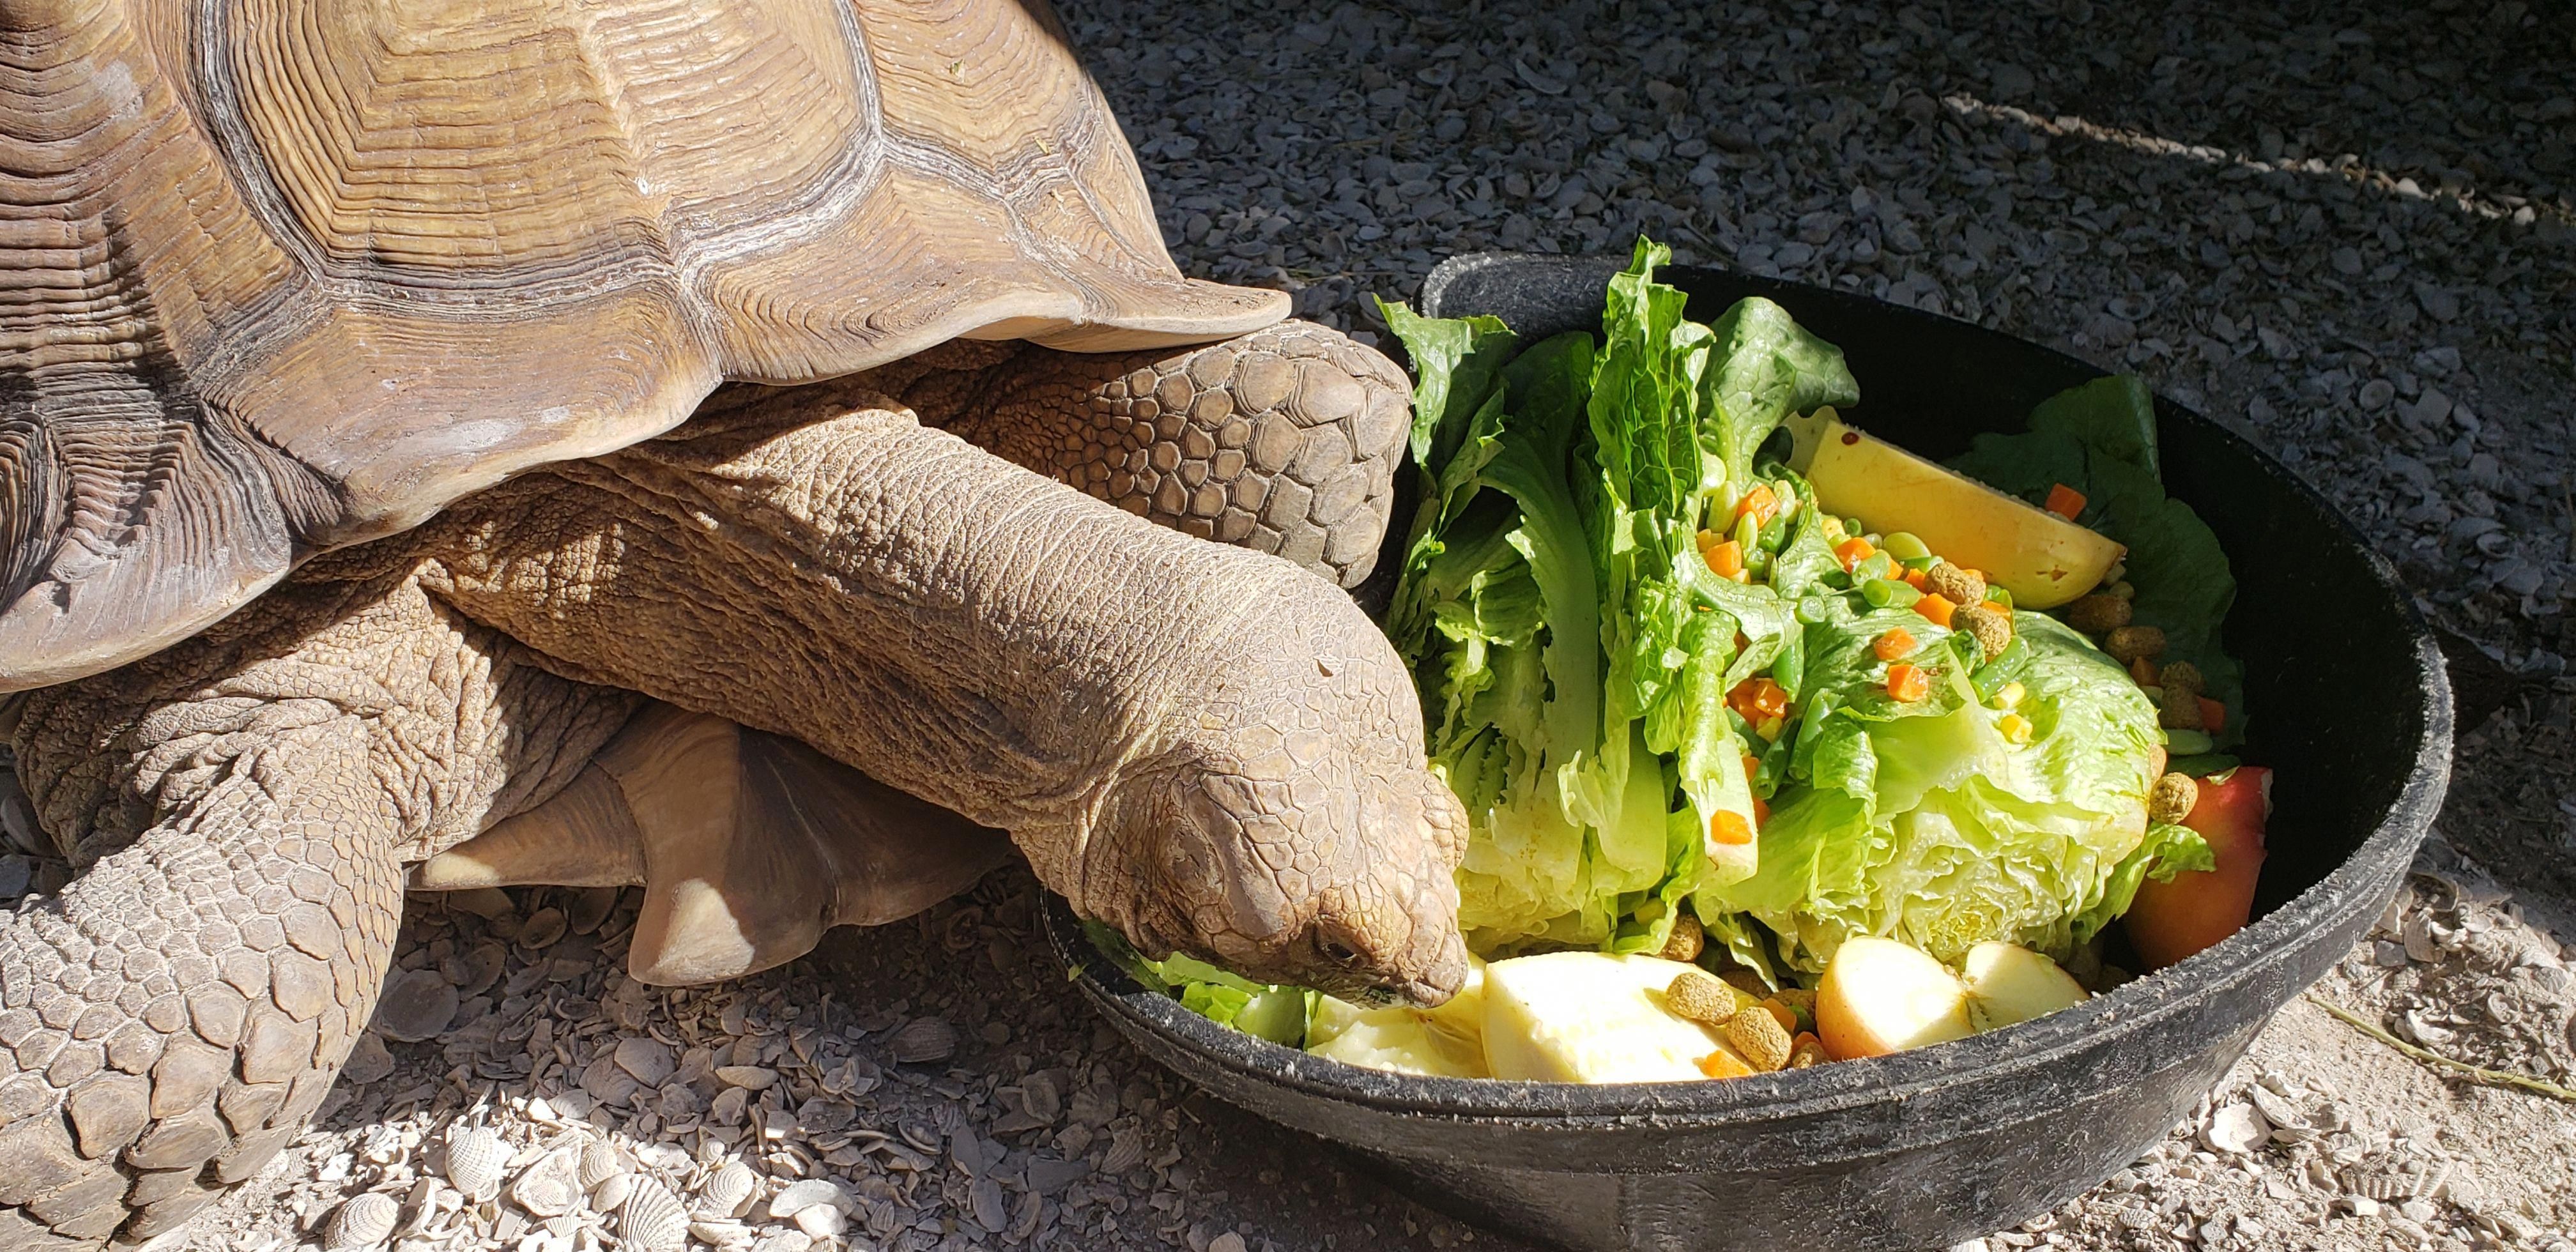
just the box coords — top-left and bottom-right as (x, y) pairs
(1085, 922), (1310, 1045)
(1947, 375), (2244, 739)
(1694, 613), (2165, 970)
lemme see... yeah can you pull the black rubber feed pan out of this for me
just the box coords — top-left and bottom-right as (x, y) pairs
(1043, 253), (2453, 1251)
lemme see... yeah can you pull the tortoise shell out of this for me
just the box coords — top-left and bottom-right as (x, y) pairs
(0, 0), (1286, 690)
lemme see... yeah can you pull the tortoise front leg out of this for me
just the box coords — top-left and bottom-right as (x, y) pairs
(0, 558), (636, 1248)
(871, 320), (1411, 587)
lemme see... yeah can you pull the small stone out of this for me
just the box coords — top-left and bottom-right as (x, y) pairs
(341, 1033), (395, 1085)
(374, 969), (459, 1044)
(2202, 1102), (2269, 1155)
(518, 907), (569, 950)
(887, 1018), (956, 1064)
(614, 1037), (676, 1086)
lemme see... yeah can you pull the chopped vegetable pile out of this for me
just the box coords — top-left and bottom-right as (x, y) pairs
(1089, 238), (2274, 1081)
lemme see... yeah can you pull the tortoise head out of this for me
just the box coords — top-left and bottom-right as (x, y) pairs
(1082, 592), (1470, 1007)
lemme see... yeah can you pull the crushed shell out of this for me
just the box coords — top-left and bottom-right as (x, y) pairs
(509, 1149), (583, 1219)
(441, 1126), (509, 1202)
(578, 1140), (624, 1189)
(697, 1160), (758, 1219)
(590, 1172), (634, 1216)
(323, 1192), (401, 1249)
(768, 1178), (852, 1220)
(620, 1177), (690, 1252)
(887, 1017), (958, 1063)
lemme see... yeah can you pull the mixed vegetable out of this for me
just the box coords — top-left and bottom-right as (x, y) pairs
(1094, 238), (2274, 1081)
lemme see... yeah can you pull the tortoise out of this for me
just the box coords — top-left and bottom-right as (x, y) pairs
(0, 0), (1471, 1244)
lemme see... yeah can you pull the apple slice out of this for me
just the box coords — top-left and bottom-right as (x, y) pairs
(1815, 936), (1974, 1060)
(2126, 766), (2272, 970)
(1481, 952), (1746, 1083)
(1959, 942), (2090, 1032)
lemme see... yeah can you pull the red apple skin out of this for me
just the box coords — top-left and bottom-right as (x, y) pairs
(2126, 767), (2271, 970)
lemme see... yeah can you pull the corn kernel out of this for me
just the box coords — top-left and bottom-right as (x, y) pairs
(1997, 712), (2033, 744)
(1991, 682), (2025, 709)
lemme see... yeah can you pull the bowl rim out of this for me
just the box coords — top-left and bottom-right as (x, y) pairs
(1046, 250), (2454, 1127)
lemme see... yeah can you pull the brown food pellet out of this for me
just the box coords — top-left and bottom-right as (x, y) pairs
(2157, 660), (2207, 728)
(2066, 593), (2133, 633)
(1788, 1034), (1831, 1069)
(1721, 968), (1771, 996)
(1924, 562), (1986, 606)
(2103, 625), (2168, 663)
(2158, 660), (2205, 698)
(2149, 772), (2200, 825)
(1660, 913), (1705, 963)
(1726, 998), (1796, 1071)
(2160, 686), (2205, 730)
(1666, 971), (1739, 1027)
(1954, 604), (2013, 661)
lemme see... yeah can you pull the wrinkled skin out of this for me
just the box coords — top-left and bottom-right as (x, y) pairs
(0, 326), (1467, 1248)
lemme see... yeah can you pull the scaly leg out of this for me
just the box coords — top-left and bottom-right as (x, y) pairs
(869, 319), (1411, 587)
(0, 554), (636, 1248)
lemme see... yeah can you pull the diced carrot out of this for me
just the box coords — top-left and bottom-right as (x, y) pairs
(1917, 593), (1957, 628)
(1873, 628), (1917, 661)
(2198, 696), (2227, 735)
(1759, 1001), (1798, 1034)
(2045, 484), (2087, 519)
(1705, 539), (1745, 579)
(1833, 537), (1874, 572)
(2130, 656), (2160, 686)
(1742, 752), (1761, 780)
(1751, 679), (1787, 718)
(1729, 677), (1787, 722)
(1735, 484), (1779, 527)
(1698, 1049), (1756, 1079)
(1903, 566), (1929, 590)
(1709, 809), (1756, 846)
(1696, 528), (1721, 551)
(1885, 662), (1930, 702)
(1751, 793), (1770, 827)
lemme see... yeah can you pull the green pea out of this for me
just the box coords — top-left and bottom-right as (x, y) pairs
(1862, 577), (1922, 609)
(1756, 508), (1793, 554)
(1880, 531), (1931, 561)
(1985, 585), (2014, 608)
(1733, 512), (1760, 553)
(1856, 551), (1898, 582)
(1902, 554), (1938, 574)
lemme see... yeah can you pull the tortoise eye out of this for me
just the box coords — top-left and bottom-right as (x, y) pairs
(1321, 938), (1361, 965)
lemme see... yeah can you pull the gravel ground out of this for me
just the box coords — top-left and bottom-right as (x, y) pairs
(6, 0), (2575, 1249)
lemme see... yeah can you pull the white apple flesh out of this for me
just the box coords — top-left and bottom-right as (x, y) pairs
(1815, 936), (1975, 1060)
(1959, 942), (2090, 1032)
